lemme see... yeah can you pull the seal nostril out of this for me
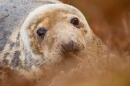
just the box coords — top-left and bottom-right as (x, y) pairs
(61, 40), (77, 52)
(61, 41), (72, 52)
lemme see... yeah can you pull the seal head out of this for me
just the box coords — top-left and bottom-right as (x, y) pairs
(21, 4), (107, 71)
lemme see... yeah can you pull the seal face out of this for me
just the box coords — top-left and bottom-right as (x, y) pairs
(20, 4), (107, 72)
(21, 4), (87, 69)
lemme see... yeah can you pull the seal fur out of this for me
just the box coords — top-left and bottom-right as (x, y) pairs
(0, 0), (107, 80)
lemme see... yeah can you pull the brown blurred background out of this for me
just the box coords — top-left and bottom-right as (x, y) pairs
(60, 0), (130, 57)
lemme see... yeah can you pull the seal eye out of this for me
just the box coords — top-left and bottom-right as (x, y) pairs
(37, 27), (47, 38)
(71, 17), (79, 26)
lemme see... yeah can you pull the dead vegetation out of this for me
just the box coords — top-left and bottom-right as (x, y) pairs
(0, 53), (130, 86)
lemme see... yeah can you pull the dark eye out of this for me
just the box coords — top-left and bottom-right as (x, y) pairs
(71, 17), (79, 26)
(37, 27), (47, 38)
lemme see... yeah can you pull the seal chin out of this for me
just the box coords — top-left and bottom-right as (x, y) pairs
(57, 50), (84, 72)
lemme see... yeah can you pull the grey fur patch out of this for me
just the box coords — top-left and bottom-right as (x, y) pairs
(0, 27), (11, 52)
(11, 50), (22, 67)
(16, 41), (20, 47)
(24, 49), (33, 69)
(0, 39), (7, 51)
(9, 33), (20, 50)
(3, 52), (10, 58)
(1, 52), (10, 65)
(16, 33), (20, 47)
(0, 14), (9, 23)
(3, 59), (8, 65)
(16, 32), (20, 40)
(9, 42), (15, 50)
